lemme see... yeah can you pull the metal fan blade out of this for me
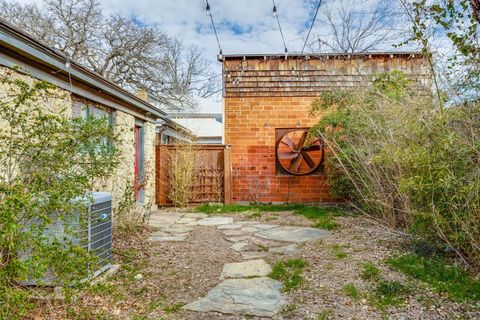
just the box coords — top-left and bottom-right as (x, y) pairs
(303, 144), (322, 151)
(290, 154), (303, 172)
(281, 135), (295, 151)
(278, 152), (298, 160)
(297, 131), (308, 149)
(302, 152), (316, 168)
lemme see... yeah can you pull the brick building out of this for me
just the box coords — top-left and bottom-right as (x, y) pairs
(221, 53), (431, 203)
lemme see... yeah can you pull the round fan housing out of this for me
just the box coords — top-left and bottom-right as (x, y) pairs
(275, 128), (324, 176)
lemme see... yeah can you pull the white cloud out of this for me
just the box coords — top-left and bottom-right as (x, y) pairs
(19, 0), (418, 112)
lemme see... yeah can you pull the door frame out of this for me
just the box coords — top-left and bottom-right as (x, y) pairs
(134, 120), (145, 203)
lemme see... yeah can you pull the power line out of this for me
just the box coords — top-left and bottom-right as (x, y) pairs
(272, 0), (288, 55)
(205, 0), (223, 57)
(301, 0), (323, 54)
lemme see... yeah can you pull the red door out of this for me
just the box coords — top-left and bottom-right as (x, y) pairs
(134, 126), (140, 201)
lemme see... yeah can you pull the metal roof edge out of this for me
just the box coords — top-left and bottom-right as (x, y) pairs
(219, 51), (425, 61)
(167, 113), (223, 119)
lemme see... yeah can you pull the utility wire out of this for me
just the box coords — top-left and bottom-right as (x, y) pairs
(205, 0), (223, 56)
(272, 0), (288, 55)
(301, 0), (323, 54)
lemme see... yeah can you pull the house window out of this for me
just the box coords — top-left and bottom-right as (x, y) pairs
(72, 101), (114, 126)
(161, 133), (170, 144)
(72, 101), (115, 154)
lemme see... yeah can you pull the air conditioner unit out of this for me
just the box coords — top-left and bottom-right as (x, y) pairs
(84, 192), (113, 277)
(21, 192), (113, 285)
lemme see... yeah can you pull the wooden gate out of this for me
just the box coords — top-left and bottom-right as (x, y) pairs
(155, 144), (232, 205)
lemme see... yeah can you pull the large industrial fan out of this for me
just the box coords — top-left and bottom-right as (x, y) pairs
(275, 128), (324, 176)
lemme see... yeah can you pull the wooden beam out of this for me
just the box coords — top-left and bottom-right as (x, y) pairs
(223, 146), (233, 204)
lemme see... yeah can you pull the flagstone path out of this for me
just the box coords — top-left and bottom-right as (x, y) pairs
(148, 211), (331, 318)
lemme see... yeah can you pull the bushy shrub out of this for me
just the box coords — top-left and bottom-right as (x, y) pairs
(165, 144), (201, 207)
(0, 69), (120, 318)
(311, 72), (480, 270)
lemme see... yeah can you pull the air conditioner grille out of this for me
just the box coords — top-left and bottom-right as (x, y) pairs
(89, 200), (112, 270)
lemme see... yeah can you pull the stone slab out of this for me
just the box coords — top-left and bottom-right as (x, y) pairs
(191, 217), (234, 226)
(241, 251), (269, 260)
(149, 235), (186, 242)
(184, 213), (208, 219)
(223, 229), (245, 236)
(225, 236), (249, 243)
(249, 237), (280, 248)
(183, 277), (284, 317)
(240, 226), (258, 233)
(148, 214), (182, 228)
(231, 242), (251, 252)
(221, 259), (272, 279)
(162, 225), (192, 233)
(217, 224), (242, 230)
(269, 244), (300, 255)
(235, 221), (255, 225)
(252, 224), (278, 230)
(149, 231), (170, 237)
(176, 217), (198, 224)
(255, 226), (330, 243)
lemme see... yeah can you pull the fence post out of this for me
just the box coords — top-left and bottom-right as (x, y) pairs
(155, 145), (160, 205)
(223, 145), (233, 204)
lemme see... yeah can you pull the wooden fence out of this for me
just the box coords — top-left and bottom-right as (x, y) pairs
(155, 144), (232, 205)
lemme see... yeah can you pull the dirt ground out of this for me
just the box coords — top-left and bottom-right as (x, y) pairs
(32, 209), (480, 320)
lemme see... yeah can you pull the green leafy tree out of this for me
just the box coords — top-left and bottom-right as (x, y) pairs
(0, 68), (120, 318)
(399, 0), (480, 101)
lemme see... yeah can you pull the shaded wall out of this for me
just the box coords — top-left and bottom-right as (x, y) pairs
(0, 66), (156, 214)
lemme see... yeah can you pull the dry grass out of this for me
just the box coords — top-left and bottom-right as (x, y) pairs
(165, 143), (202, 207)
(29, 210), (480, 320)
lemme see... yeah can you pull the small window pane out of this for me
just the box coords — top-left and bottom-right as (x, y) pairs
(89, 106), (109, 119)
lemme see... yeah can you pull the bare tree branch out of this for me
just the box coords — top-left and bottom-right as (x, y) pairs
(311, 0), (404, 53)
(0, 0), (218, 111)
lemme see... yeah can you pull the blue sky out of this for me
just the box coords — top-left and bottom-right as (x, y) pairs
(85, 0), (403, 61)
(18, 0), (419, 112)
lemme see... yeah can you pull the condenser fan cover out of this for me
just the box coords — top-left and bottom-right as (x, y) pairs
(275, 128), (324, 176)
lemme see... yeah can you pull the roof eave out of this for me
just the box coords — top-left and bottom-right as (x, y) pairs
(0, 20), (167, 119)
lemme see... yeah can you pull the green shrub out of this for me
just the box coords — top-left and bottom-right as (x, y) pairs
(0, 71), (120, 318)
(310, 71), (480, 270)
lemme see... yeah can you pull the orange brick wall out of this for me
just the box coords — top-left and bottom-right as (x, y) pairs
(224, 96), (332, 203)
(223, 54), (431, 203)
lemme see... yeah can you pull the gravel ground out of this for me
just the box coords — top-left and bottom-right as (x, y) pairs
(32, 209), (480, 320)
